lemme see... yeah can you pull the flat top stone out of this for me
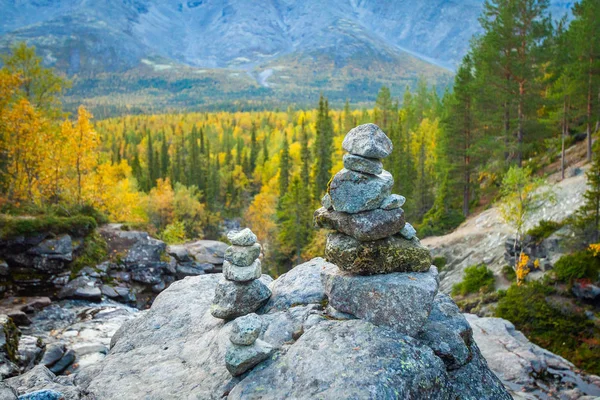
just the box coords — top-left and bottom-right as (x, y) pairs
(227, 229), (257, 247)
(342, 124), (393, 159)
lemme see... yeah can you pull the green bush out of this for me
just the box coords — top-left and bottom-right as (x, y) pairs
(432, 256), (447, 271)
(70, 232), (108, 278)
(452, 264), (495, 296)
(502, 265), (517, 282)
(0, 215), (97, 239)
(160, 221), (187, 244)
(496, 281), (600, 374)
(526, 219), (563, 243)
(553, 251), (600, 283)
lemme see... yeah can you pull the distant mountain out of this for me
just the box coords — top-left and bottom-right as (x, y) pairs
(0, 0), (574, 114)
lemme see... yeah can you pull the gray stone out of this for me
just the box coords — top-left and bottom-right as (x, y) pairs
(211, 278), (271, 320)
(325, 232), (432, 274)
(0, 260), (9, 276)
(572, 282), (600, 300)
(399, 222), (417, 240)
(7, 311), (31, 326)
(175, 262), (207, 278)
(380, 194), (406, 210)
(73, 286), (102, 302)
(417, 294), (472, 370)
(5, 366), (82, 400)
(229, 320), (451, 400)
(226, 229), (257, 246)
(341, 123), (393, 159)
(0, 383), (17, 400)
(166, 245), (191, 262)
(100, 285), (119, 299)
(342, 153), (383, 175)
(329, 168), (393, 213)
(18, 335), (43, 370)
(123, 238), (166, 265)
(314, 206), (405, 241)
(40, 345), (65, 368)
(81, 273), (511, 400)
(263, 257), (333, 312)
(447, 342), (513, 400)
(130, 265), (164, 285)
(320, 193), (332, 210)
(322, 265), (438, 336)
(48, 350), (75, 374)
(183, 240), (228, 265)
(27, 235), (73, 261)
(225, 339), (274, 377)
(222, 260), (261, 282)
(224, 243), (261, 267)
(230, 313), (262, 346)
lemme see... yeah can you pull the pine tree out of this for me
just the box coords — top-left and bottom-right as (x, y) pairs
(279, 131), (290, 200)
(342, 99), (353, 133)
(300, 118), (311, 190)
(262, 137), (269, 166)
(249, 123), (259, 171)
(374, 86), (394, 132)
(146, 131), (155, 190)
(160, 133), (169, 179)
(188, 126), (200, 187)
(576, 142), (600, 243)
(313, 95), (334, 199)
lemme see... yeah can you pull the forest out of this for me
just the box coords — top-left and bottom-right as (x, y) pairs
(0, 0), (599, 276)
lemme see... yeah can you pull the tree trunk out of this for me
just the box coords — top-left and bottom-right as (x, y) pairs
(587, 56), (593, 162)
(517, 82), (525, 167)
(561, 96), (567, 180)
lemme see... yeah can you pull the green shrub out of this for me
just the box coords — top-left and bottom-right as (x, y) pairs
(420, 209), (466, 238)
(526, 219), (563, 243)
(0, 215), (97, 239)
(160, 221), (187, 244)
(496, 281), (600, 374)
(432, 256), (447, 271)
(502, 265), (517, 282)
(70, 232), (108, 278)
(452, 264), (495, 296)
(553, 251), (600, 283)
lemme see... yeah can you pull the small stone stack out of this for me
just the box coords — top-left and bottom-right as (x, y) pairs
(315, 123), (431, 275)
(210, 229), (271, 320)
(224, 313), (274, 376)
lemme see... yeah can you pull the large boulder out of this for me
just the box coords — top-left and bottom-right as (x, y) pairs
(80, 262), (511, 400)
(123, 238), (166, 266)
(183, 240), (228, 265)
(314, 206), (405, 241)
(328, 169), (393, 213)
(325, 232), (432, 274)
(27, 235), (73, 262)
(262, 257), (333, 312)
(322, 265), (439, 336)
(229, 320), (452, 400)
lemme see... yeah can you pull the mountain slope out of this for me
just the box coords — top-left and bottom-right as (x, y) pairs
(0, 0), (574, 113)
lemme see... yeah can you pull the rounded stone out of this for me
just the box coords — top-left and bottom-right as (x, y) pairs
(314, 207), (405, 241)
(325, 232), (432, 275)
(225, 339), (274, 377)
(342, 123), (393, 159)
(321, 193), (333, 210)
(227, 228), (257, 246)
(380, 194), (406, 210)
(223, 259), (261, 282)
(342, 154), (383, 175)
(224, 243), (261, 267)
(399, 222), (417, 240)
(210, 278), (271, 320)
(329, 169), (393, 213)
(230, 313), (262, 345)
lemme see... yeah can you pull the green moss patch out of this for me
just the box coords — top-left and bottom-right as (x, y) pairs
(0, 215), (97, 240)
(70, 232), (108, 278)
(452, 264), (495, 296)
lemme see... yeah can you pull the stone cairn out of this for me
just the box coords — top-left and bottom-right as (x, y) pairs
(224, 313), (274, 376)
(210, 228), (271, 320)
(315, 123), (431, 275)
(316, 123), (436, 337)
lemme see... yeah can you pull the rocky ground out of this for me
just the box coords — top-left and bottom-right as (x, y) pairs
(423, 166), (589, 294)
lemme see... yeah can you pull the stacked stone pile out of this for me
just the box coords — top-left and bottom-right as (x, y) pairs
(315, 123), (431, 275)
(316, 123), (438, 337)
(210, 229), (271, 320)
(224, 313), (274, 376)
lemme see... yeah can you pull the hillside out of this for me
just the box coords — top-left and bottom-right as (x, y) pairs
(0, 0), (572, 113)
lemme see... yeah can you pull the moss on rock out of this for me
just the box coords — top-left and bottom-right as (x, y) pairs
(325, 232), (432, 275)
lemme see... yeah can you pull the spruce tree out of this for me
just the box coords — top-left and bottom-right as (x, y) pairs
(262, 137), (269, 165)
(250, 123), (259, 171)
(313, 95), (334, 199)
(577, 142), (600, 243)
(279, 132), (290, 200)
(300, 118), (311, 190)
(160, 133), (169, 179)
(146, 131), (155, 190)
